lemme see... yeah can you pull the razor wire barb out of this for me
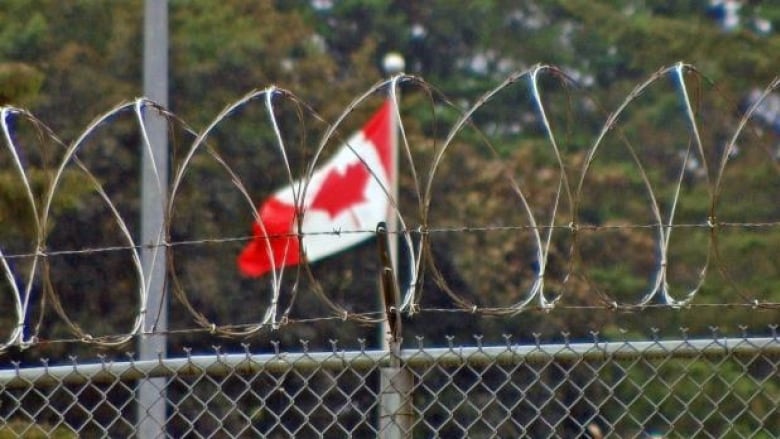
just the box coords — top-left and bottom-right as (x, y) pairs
(1, 63), (779, 350)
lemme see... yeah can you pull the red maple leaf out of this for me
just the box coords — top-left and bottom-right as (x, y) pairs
(311, 162), (370, 218)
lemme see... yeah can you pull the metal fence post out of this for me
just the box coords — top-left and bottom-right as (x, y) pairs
(137, 0), (169, 437)
(379, 363), (413, 438)
(377, 222), (413, 438)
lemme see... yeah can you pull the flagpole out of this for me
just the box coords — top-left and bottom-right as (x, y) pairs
(381, 51), (404, 351)
(378, 52), (412, 439)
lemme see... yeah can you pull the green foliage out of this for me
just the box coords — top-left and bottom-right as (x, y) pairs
(0, 2), (777, 437)
(0, 0), (776, 350)
(0, 162), (94, 244)
(0, 63), (44, 106)
(601, 353), (780, 436)
(0, 1), (48, 61)
(0, 420), (76, 439)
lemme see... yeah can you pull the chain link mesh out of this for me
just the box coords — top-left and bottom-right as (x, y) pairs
(1, 334), (778, 438)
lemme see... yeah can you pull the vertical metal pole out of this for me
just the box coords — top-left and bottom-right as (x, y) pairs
(137, 1), (168, 438)
(379, 52), (404, 350)
(378, 52), (412, 439)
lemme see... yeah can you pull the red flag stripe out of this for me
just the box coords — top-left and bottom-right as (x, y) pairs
(238, 101), (393, 278)
(362, 100), (394, 182)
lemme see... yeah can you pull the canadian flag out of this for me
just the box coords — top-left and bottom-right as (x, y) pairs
(238, 101), (394, 277)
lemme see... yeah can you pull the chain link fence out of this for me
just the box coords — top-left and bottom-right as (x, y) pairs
(1, 332), (778, 438)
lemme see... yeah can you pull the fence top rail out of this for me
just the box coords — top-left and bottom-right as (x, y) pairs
(1, 335), (777, 389)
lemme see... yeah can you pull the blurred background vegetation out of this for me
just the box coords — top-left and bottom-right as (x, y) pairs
(0, 0), (778, 362)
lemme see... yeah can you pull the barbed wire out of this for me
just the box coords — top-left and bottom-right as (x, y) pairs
(2, 63), (779, 352)
(7, 306), (779, 355)
(1, 220), (779, 261)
